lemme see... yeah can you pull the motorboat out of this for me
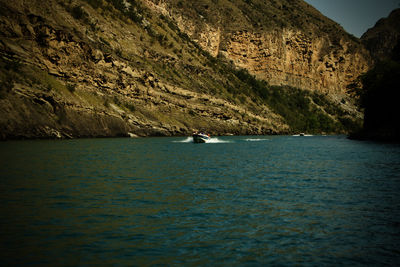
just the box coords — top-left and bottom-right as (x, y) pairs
(192, 132), (210, 143)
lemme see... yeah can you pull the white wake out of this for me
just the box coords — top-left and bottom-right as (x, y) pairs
(243, 138), (270, 142)
(173, 137), (232, 143)
(206, 137), (232, 143)
(173, 137), (193, 143)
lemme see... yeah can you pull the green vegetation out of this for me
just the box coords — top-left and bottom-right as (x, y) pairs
(66, 83), (76, 93)
(125, 102), (136, 112)
(229, 66), (358, 134)
(0, 76), (14, 99)
(0, 57), (19, 98)
(0, 55), (76, 97)
(84, 0), (147, 24)
(265, 86), (329, 133)
(166, 0), (356, 45)
(103, 98), (110, 108)
(70, 5), (88, 20)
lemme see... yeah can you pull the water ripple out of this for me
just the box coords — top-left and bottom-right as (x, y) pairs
(1, 136), (400, 265)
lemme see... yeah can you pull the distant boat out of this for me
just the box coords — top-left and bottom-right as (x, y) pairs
(192, 132), (210, 143)
(299, 133), (305, 136)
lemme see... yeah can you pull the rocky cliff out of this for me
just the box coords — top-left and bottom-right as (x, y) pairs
(0, 0), (369, 139)
(349, 8), (400, 142)
(361, 8), (400, 62)
(223, 29), (369, 94)
(146, 0), (371, 94)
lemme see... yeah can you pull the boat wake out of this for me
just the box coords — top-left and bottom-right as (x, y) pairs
(173, 137), (231, 143)
(173, 137), (193, 143)
(243, 138), (270, 142)
(206, 137), (231, 143)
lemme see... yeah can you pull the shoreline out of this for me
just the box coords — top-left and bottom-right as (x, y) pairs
(0, 132), (348, 142)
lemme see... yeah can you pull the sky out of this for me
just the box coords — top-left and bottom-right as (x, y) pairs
(303, 0), (400, 37)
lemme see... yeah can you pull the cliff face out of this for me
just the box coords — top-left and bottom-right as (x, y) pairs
(223, 29), (369, 94)
(361, 9), (400, 62)
(0, 0), (368, 139)
(349, 8), (400, 141)
(146, 0), (371, 95)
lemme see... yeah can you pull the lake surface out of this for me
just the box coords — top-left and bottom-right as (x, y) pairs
(1, 135), (400, 266)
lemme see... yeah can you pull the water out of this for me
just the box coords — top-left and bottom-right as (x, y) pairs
(1, 135), (400, 266)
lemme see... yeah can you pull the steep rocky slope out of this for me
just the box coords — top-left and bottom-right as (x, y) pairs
(361, 8), (400, 62)
(349, 8), (400, 141)
(0, 0), (369, 139)
(147, 0), (371, 93)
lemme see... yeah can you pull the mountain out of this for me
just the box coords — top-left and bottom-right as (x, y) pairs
(349, 8), (400, 141)
(361, 8), (400, 62)
(0, 0), (370, 139)
(149, 0), (371, 93)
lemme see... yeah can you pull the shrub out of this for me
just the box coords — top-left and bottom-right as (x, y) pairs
(84, 0), (102, 9)
(115, 48), (123, 57)
(0, 76), (13, 99)
(104, 98), (110, 108)
(125, 103), (136, 112)
(71, 6), (87, 20)
(128, 10), (143, 24)
(113, 96), (121, 106)
(109, 0), (125, 12)
(36, 31), (49, 47)
(66, 83), (76, 93)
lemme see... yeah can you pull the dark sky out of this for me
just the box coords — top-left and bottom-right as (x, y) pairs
(304, 0), (400, 37)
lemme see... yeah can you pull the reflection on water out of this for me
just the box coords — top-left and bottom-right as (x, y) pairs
(1, 136), (400, 265)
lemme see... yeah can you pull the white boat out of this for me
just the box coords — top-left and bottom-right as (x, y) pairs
(192, 132), (210, 143)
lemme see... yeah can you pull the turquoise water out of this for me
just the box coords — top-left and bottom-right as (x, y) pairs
(1, 135), (400, 266)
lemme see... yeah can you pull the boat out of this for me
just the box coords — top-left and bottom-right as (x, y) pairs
(192, 132), (211, 143)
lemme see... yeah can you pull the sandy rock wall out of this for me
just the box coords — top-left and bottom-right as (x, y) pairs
(223, 29), (371, 94)
(146, 1), (371, 95)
